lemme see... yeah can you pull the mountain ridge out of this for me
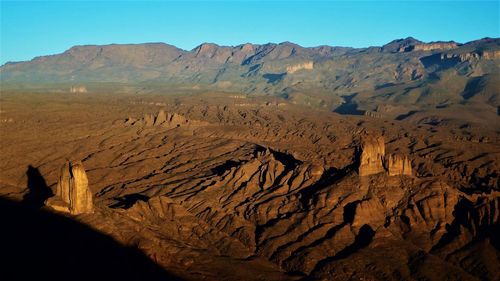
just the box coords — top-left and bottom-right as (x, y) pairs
(1, 37), (499, 126)
(4, 37), (497, 66)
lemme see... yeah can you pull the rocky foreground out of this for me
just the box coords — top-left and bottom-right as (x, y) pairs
(0, 93), (498, 280)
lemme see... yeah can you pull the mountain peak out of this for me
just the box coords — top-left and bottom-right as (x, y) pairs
(382, 37), (423, 53)
(278, 41), (301, 47)
(192, 43), (222, 57)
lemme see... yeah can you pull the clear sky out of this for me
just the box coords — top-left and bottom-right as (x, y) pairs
(0, 1), (499, 64)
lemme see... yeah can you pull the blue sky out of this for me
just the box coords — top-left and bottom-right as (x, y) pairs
(0, 1), (499, 64)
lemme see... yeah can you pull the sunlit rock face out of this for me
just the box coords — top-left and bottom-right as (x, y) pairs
(137, 111), (188, 127)
(358, 136), (386, 176)
(125, 110), (208, 129)
(387, 154), (412, 176)
(409, 42), (458, 52)
(154, 109), (167, 125)
(70, 86), (87, 93)
(46, 161), (93, 215)
(286, 61), (313, 73)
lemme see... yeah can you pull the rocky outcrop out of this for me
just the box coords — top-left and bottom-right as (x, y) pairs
(442, 52), (479, 62)
(194, 43), (220, 58)
(439, 50), (500, 62)
(408, 42), (458, 52)
(286, 61), (313, 74)
(68, 162), (93, 214)
(70, 86), (87, 93)
(358, 136), (385, 176)
(351, 198), (387, 229)
(143, 113), (155, 126)
(154, 109), (167, 125)
(358, 136), (413, 177)
(395, 63), (425, 81)
(0, 118), (14, 123)
(382, 37), (422, 53)
(364, 110), (383, 118)
(128, 110), (200, 128)
(387, 154), (412, 176)
(385, 39), (458, 53)
(481, 50), (500, 59)
(45, 161), (93, 215)
(55, 162), (71, 203)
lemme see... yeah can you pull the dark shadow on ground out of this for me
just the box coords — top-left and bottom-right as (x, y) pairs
(431, 198), (500, 252)
(333, 94), (365, 115)
(22, 165), (53, 208)
(396, 110), (419, 121)
(110, 194), (150, 209)
(298, 163), (357, 208)
(211, 160), (241, 176)
(263, 73), (286, 84)
(333, 224), (375, 259)
(0, 197), (182, 281)
(420, 53), (460, 70)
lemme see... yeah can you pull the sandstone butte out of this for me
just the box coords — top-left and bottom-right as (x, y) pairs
(387, 154), (413, 176)
(358, 136), (386, 176)
(45, 161), (94, 215)
(358, 136), (412, 177)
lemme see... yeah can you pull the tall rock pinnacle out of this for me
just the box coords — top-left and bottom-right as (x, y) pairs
(358, 136), (386, 176)
(46, 161), (94, 215)
(357, 136), (413, 177)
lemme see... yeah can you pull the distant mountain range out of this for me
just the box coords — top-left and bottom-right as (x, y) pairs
(1, 37), (499, 119)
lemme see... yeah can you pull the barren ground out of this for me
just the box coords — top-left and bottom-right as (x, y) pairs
(0, 91), (499, 281)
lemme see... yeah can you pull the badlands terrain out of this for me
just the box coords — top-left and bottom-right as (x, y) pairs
(0, 38), (499, 281)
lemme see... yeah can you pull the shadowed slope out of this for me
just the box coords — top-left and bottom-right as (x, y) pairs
(0, 197), (182, 281)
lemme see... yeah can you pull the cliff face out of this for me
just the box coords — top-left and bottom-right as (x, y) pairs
(286, 61), (313, 73)
(387, 154), (412, 176)
(440, 50), (500, 62)
(481, 50), (500, 59)
(409, 42), (458, 52)
(358, 136), (413, 177)
(358, 136), (386, 176)
(68, 162), (93, 214)
(55, 161), (71, 203)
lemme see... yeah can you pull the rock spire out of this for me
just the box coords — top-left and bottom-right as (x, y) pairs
(46, 161), (93, 214)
